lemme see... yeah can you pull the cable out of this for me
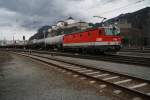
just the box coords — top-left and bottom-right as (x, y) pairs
(99, 0), (145, 15)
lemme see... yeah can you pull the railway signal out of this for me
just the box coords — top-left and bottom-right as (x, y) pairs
(23, 36), (25, 41)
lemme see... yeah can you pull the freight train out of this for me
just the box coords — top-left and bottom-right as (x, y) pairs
(1, 17), (122, 53)
(28, 27), (122, 53)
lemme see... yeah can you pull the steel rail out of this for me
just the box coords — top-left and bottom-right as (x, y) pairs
(16, 49), (150, 67)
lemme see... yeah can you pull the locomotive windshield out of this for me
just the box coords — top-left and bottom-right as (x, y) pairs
(104, 26), (120, 36)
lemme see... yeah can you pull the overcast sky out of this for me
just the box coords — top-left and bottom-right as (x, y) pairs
(0, 0), (149, 40)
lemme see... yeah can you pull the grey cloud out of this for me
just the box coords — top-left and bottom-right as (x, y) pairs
(0, 0), (68, 30)
(0, 0), (148, 31)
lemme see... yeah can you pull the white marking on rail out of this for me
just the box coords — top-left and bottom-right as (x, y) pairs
(68, 68), (81, 70)
(86, 72), (100, 75)
(62, 70), (66, 73)
(99, 84), (107, 88)
(79, 70), (93, 73)
(93, 74), (109, 78)
(128, 83), (148, 89)
(68, 67), (80, 69)
(64, 67), (76, 69)
(74, 53), (79, 55)
(64, 66), (72, 68)
(73, 75), (79, 77)
(99, 90), (103, 93)
(89, 81), (96, 84)
(114, 79), (132, 84)
(103, 76), (119, 81)
(113, 90), (122, 94)
(65, 65), (78, 68)
(73, 68), (86, 71)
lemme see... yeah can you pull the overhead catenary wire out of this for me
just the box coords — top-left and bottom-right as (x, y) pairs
(99, 0), (145, 15)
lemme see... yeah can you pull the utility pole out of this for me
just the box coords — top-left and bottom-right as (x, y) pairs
(13, 33), (15, 49)
(43, 30), (46, 49)
(13, 18), (18, 49)
(23, 35), (25, 49)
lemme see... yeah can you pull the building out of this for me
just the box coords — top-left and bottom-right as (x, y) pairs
(65, 17), (76, 24)
(56, 21), (65, 27)
(29, 17), (91, 41)
(47, 17), (90, 37)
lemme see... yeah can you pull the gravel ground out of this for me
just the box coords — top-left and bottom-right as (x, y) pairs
(0, 51), (12, 65)
(0, 51), (114, 100)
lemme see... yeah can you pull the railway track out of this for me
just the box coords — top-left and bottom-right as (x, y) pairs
(13, 51), (150, 100)
(17, 49), (150, 67)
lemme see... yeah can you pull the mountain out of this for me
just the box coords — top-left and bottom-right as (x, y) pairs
(107, 7), (150, 35)
(29, 25), (51, 41)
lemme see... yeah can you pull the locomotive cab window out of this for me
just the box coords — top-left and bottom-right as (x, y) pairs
(104, 27), (120, 36)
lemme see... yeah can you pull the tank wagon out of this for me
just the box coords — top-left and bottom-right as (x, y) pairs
(28, 35), (64, 49)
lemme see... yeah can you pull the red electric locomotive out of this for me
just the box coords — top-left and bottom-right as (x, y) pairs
(63, 27), (122, 53)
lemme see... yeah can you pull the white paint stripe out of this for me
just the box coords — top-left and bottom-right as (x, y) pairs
(64, 65), (78, 67)
(114, 79), (132, 84)
(93, 74), (109, 78)
(73, 75), (79, 77)
(65, 65), (77, 67)
(89, 81), (96, 84)
(86, 72), (100, 75)
(64, 66), (73, 68)
(99, 84), (107, 88)
(65, 66), (77, 68)
(68, 67), (80, 69)
(128, 83), (148, 89)
(79, 70), (93, 73)
(73, 68), (87, 71)
(113, 90), (122, 94)
(103, 76), (119, 81)
(63, 41), (120, 47)
(69, 67), (81, 70)
(62, 70), (66, 72)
